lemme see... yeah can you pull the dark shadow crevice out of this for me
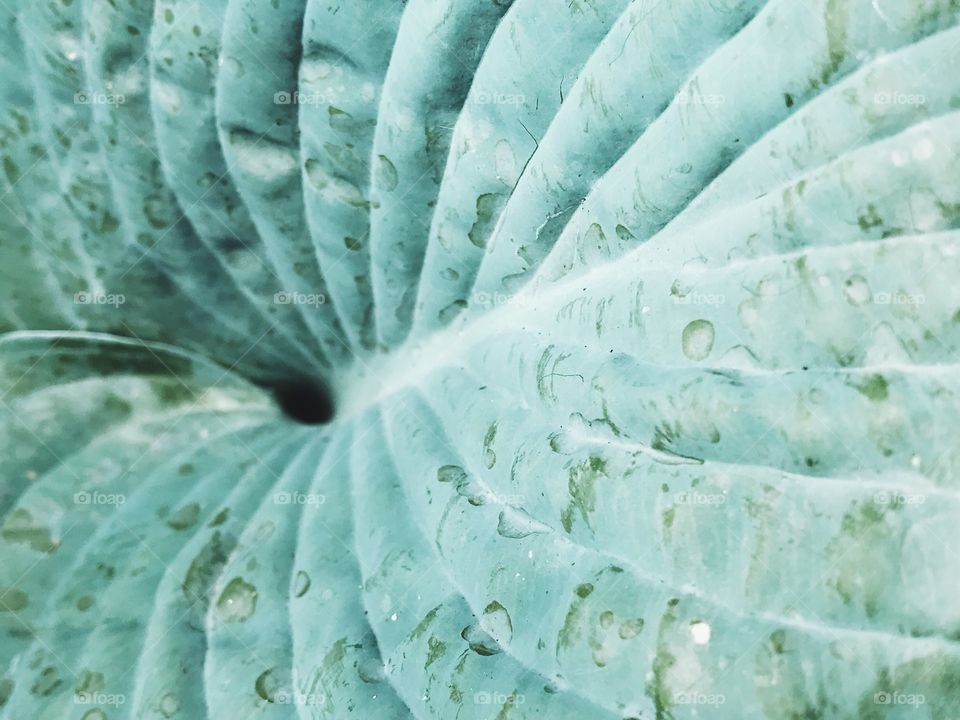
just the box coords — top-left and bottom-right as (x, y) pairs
(268, 377), (335, 425)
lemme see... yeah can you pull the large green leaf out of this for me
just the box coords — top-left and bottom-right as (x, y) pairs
(2, 0), (960, 718)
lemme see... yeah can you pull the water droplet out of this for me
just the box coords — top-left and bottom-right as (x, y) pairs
(496, 508), (550, 539)
(681, 320), (715, 361)
(294, 570), (311, 597)
(618, 618), (644, 639)
(461, 623), (501, 656)
(165, 503), (200, 531)
(690, 620), (711, 645)
(304, 159), (367, 206)
(216, 577), (258, 622)
(219, 56), (244, 78)
(436, 465), (478, 499)
(376, 155), (398, 192)
(158, 692), (179, 717)
(843, 275), (871, 306)
(481, 601), (513, 645)
(255, 668), (280, 702)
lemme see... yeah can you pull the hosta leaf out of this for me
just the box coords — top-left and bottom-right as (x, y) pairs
(2, 1), (960, 719)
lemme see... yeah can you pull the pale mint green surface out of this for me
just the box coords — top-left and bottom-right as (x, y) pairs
(2, 1), (960, 718)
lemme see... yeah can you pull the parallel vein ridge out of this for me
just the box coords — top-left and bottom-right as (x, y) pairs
(2, 1), (960, 719)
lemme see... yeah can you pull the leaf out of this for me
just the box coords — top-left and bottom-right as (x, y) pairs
(3, 1), (960, 719)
